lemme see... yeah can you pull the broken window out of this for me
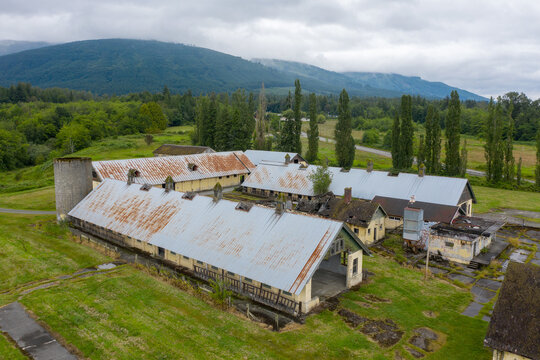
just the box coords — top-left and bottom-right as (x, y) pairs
(183, 255), (190, 260)
(211, 265), (218, 270)
(445, 241), (454, 248)
(354, 228), (359, 234)
(368, 228), (371, 234)
(244, 277), (252, 283)
(352, 258), (358, 275)
(170, 251), (177, 255)
(187, 163), (198, 171)
(283, 291), (292, 297)
(227, 271), (235, 276)
(262, 283), (271, 289)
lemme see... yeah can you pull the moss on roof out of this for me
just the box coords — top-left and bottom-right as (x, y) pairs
(484, 262), (540, 360)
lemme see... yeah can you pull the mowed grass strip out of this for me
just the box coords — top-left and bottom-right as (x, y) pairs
(0, 333), (26, 360)
(18, 257), (490, 359)
(473, 185), (540, 213)
(0, 186), (55, 211)
(0, 214), (110, 291)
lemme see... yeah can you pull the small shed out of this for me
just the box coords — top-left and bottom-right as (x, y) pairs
(484, 262), (540, 360)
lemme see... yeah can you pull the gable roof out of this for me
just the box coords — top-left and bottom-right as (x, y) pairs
(484, 262), (540, 360)
(68, 179), (363, 295)
(371, 196), (459, 223)
(153, 144), (215, 156)
(92, 151), (255, 185)
(243, 163), (475, 206)
(244, 150), (305, 166)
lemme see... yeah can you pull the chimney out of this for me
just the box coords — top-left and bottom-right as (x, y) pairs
(344, 187), (352, 204)
(409, 195), (416, 205)
(165, 175), (174, 192)
(367, 160), (373, 173)
(213, 182), (223, 202)
(284, 153), (291, 164)
(419, 163), (426, 177)
(127, 169), (136, 185)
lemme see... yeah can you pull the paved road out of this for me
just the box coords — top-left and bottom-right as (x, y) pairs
(0, 302), (77, 360)
(0, 208), (56, 215)
(301, 132), (532, 182)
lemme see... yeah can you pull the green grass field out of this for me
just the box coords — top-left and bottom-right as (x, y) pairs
(473, 186), (540, 213)
(0, 186), (55, 210)
(0, 212), (490, 359)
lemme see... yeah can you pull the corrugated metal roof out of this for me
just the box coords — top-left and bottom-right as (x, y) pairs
(244, 150), (304, 166)
(242, 163), (472, 206)
(68, 179), (345, 295)
(372, 196), (459, 223)
(93, 151), (255, 185)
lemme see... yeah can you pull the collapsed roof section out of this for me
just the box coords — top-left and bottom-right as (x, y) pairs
(68, 179), (369, 295)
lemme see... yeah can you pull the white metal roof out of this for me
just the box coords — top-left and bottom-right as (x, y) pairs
(68, 179), (346, 295)
(92, 151), (254, 185)
(242, 163), (473, 206)
(244, 150), (303, 166)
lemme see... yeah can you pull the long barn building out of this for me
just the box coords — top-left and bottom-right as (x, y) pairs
(68, 179), (371, 315)
(92, 151), (255, 192)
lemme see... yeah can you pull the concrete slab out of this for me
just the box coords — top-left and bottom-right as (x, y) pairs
(471, 286), (496, 304)
(525, 229), (540, 240)
(509, 249), (530, 263)
(459, 267), (477, 276)
(97, 263), (117, 270)
(461, 302), (483, 317)
(428, 267), (448, 275)
(519, 237), (537, 245)
(0, 302), (76, 360)
(475, 278), (502, 291)
(447, 273), (475, 285)
(311, 268), (347, 300)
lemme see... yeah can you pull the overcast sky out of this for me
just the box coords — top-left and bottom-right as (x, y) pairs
(1, 0), (539, 98)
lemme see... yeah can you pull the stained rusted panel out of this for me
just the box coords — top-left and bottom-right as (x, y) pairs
(92, 151), (255, 185)
(68, 179), (344, 295)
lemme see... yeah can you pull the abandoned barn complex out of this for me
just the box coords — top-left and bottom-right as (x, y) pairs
(242, 163), (476, 230)
(67, 178), (371, 315)
(92, 151), (255, 192)
(484, 262), (540, 360)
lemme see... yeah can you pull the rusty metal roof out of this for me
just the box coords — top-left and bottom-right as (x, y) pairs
(92, 151), (255, 185)
(242, 163), (473, 206)
(68, 179), (346, 295)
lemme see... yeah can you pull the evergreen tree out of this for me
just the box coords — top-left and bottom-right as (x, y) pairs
(484, 98), (495, 181)
(460, 139), (468, 177)
(194, 96), (208, 145)
(391, 112), (401, 169)
(504, 102), (515, 182)
(308, 162), (333, 195)
(399, 95), (414, 168)
(293, 79), (302, 154)
(254, 83), (267, 150)
(214, 96), (231, 151)
(230, 89), (253, 151)
(516, 157), (522, 186)
(279, 109), (296, 152)
(445, 90), (461, 176)
(335, 89), (355, 169)
(417, 134), (425, 168)
(306, 92), (319, 162)
(424, 105), (434, 172)
(431, 109), (442, 174)
(206, 93), (217, 148)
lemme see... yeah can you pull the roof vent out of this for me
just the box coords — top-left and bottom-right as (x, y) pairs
(140, 184), (152, 191)
(387, 171), (399, 177)
(340, 168), (350, 172)
(127, 168), (140, 185)
(284, 153), (291, 164)
(164, 175), (174, 192)
(367, 160), (373, 173)
(235, 202), (253, 212)
(182, 192), (196, 200)
(187, 163), (198, 171)
(299, 164), (308, 169)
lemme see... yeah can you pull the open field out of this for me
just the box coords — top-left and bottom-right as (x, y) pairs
(0, 212), (490, 359)
(304, 120), (538, 179)
(0, 186), (55, 211)
(473, 186), (540, 213)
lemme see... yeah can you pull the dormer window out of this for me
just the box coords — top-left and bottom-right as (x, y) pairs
(188, 163), (198, 171)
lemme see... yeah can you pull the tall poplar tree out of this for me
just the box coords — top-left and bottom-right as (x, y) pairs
(214, 96), (231, 151)
(254, 83), (267, 150)
(484, 98), (495, 181)
(417, 134), (426, 168)
(492, 102), (505, 183)
(504, 102), (515, 182)
(460, 139), (468, 177)
(431, 109), (442, 174)
(400, 95), (414, 169)
(424, 105), (434, 172)
(516, 157), (522, 186)
(306, 92), (319, 162)
(445, 90), (461, 176)
(391, 112), (401, 169)
(335, 89), (355, 169)
(293, 79), (302, 153)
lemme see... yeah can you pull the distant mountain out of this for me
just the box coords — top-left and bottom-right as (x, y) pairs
(0, 39), (486, 100)
(254, 58), (487, 101)
(0, 40), (52, 56)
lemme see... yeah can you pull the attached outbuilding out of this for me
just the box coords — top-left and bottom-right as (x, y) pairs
(68, 179), (371, 315)
(92, 151), (255, 192)
(484, 262), (540, 360)
(244, 150), (307, 166)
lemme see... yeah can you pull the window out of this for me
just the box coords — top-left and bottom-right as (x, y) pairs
(262, 283), (271, 289)
(197, 260), (203, 265)
(283, 291), (292, 296)
(227, 271), (235, 276)
(244, 277), (252, 283)
(234, 174), (237, 177)
(379, 224), (383, 229)
(219, 176), (222, 179)
(445, 241), (454, 248)
(352, 258), (358, 275)
(170, 250), (176, 255)
(226, 175), (230, 178)
(211, 265), (219, 270)
(389, 216), (401, 221)
(183, 255), (190, 260)
(354, 228), (359, 234)
(368, 228), (371, 234)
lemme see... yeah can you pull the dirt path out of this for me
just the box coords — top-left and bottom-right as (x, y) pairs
(0, 208), (56, 215)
